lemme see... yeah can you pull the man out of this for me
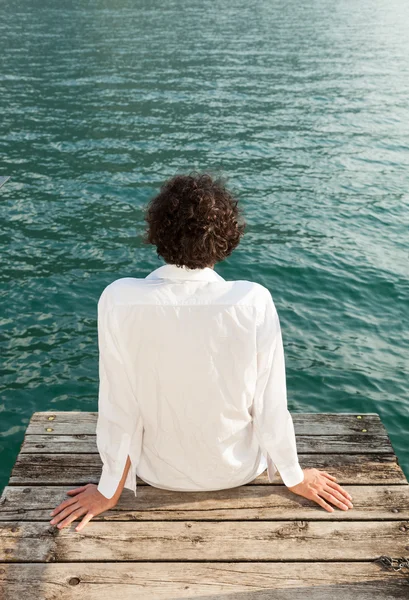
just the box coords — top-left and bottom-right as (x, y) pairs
(50, 171), (353, 531)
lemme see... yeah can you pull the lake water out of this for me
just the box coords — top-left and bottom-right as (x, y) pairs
(1, 0), (408, 492)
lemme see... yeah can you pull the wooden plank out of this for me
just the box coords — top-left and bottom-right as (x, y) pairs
(1, 521), (408, 562)
(1, 562), (409, 600)
(19, 434), (394, 454)
(26, 411), (388, 436)
(9, 453), (407, 486)
(21, 435), (98, 454)
(27, 412), (99, 435)
(1, 485), (409, 522)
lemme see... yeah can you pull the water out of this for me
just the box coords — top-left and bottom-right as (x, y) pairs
(1, 0), (408, 493)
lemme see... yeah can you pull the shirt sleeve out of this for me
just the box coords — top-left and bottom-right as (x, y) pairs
(252, 289), (304, 488)
(95, 285), (144, 499)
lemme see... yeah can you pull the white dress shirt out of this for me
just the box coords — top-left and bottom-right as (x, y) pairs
(96, 262), (304, 499)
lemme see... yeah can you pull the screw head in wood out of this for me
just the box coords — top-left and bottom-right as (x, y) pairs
(356, 415), (362, 419)
(361, 429), (367, 432)
(45, 427), (53, 432)
(47, 415), (55, 421)
(391, 508), (399, 513)
(69, 577), (80, 586)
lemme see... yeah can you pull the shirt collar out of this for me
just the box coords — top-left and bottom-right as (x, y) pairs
(145, 263), (225, 282)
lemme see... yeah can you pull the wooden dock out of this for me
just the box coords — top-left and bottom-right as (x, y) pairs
(1, 411), (408, 599)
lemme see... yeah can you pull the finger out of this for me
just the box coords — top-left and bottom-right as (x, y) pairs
(324, 486), (353, 508)
(66, 486), (88, 496)
(321, 471), (337, 481)
(57, 507), (88, 529)
(50, 496), (78, 517)
(320, 489), (350, 511)
(50, 502), (81, 525)
(75, 512), (94, 532)
(326, 480), (353, 501)
(313, 494), (334, 513)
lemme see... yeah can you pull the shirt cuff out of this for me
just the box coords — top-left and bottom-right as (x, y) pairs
(97, 460), (138, 499)
(97, 466), (123, 500)
(276, 462), (305, 487)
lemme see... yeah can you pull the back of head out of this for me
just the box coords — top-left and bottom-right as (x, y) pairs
(143, 171), (246, 269)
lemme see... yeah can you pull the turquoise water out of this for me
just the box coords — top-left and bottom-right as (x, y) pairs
(1, 0), (408, 493)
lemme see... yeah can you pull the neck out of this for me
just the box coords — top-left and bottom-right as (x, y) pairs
(166, 262), (215, 270)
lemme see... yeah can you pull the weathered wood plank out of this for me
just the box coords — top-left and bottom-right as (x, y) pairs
(1, 521), (408, 562)
(26, 412), (387, 436)
(9, 454), (104, 486)
(19, 434), (394, 454)
(27, 412), (99, 435)
(21, 435), (98, 454)
(9, 453), (406, 486)
(1, 485), (408, 522)
(1, 562), (409, 600)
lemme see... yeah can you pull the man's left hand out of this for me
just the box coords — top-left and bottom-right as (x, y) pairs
(49, 483), (116, 532)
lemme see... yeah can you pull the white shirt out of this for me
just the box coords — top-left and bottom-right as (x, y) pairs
(96, 262), (304, 499)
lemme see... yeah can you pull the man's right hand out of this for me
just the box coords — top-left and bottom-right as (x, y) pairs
(287, 468), (353, 512)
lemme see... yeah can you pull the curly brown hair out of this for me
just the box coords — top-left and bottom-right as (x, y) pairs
(143, 171), (246, 269)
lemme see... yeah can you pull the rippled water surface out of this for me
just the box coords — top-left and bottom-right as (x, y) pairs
(1, 0), (409, 491)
